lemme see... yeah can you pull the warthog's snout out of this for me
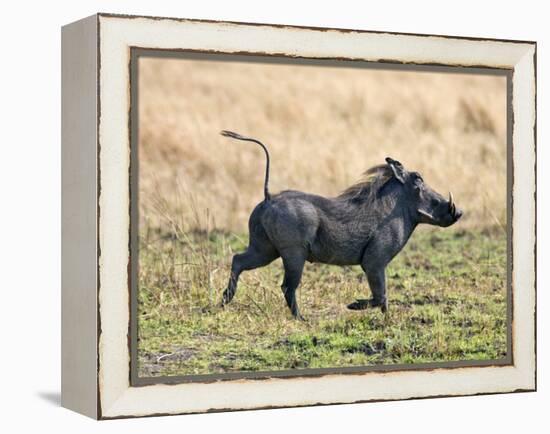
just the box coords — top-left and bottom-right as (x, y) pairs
(453, 208), (464, 221)
(448, 191), (463, 223)
(442, 192), (463, 227)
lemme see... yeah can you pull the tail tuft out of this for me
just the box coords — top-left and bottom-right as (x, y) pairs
(220, 130), (245, 140)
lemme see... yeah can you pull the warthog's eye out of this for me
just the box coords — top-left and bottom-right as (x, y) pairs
(412, 172), (424, 190)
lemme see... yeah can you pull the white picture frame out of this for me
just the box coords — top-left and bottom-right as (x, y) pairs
(61, 13), (536, 419)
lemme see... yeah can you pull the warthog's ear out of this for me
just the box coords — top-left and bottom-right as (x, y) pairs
(385, 157), (406, 184)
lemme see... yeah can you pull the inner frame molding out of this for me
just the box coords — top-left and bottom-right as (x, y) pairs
(83, 13), (535, 419)
(128, 49), (514, 387)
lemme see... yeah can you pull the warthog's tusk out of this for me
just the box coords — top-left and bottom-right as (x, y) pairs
(418, 209), (435, 221)
(449, 191), (456, 217)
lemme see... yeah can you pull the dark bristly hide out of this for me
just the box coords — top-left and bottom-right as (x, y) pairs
(219, 131), (463, 319)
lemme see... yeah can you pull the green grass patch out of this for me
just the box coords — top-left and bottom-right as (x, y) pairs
(137, 226), (507, 377)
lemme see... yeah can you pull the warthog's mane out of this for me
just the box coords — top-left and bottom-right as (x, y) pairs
(338, 164), (394, 202)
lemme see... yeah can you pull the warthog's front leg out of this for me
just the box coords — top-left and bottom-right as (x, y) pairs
(348, 264), (388, 313)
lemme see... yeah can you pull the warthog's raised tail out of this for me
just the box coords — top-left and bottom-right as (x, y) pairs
(220, 130), (271, 201)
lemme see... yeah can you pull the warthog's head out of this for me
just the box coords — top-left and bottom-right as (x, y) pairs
(386, 157), (463, 227)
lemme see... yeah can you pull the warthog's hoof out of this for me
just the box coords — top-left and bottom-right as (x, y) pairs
(293, 313), (307, 322)
(200, 305), (214, 314)
(347, 299), (387, 311)
(347, 299), (370, 310)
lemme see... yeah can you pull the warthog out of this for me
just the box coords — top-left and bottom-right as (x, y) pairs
(220, 131), (463, 320)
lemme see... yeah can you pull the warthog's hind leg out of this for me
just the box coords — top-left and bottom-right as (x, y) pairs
(221, 246), (278, 306)
(280, 249), (307, 321)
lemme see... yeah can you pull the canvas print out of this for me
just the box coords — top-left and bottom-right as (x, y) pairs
(135, 55), (508, 378)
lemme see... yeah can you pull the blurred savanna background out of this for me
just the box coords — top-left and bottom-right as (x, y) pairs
(137, 55), (508, 377)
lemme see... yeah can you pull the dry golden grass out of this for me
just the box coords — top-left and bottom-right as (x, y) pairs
(139, 57), (507, 233)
